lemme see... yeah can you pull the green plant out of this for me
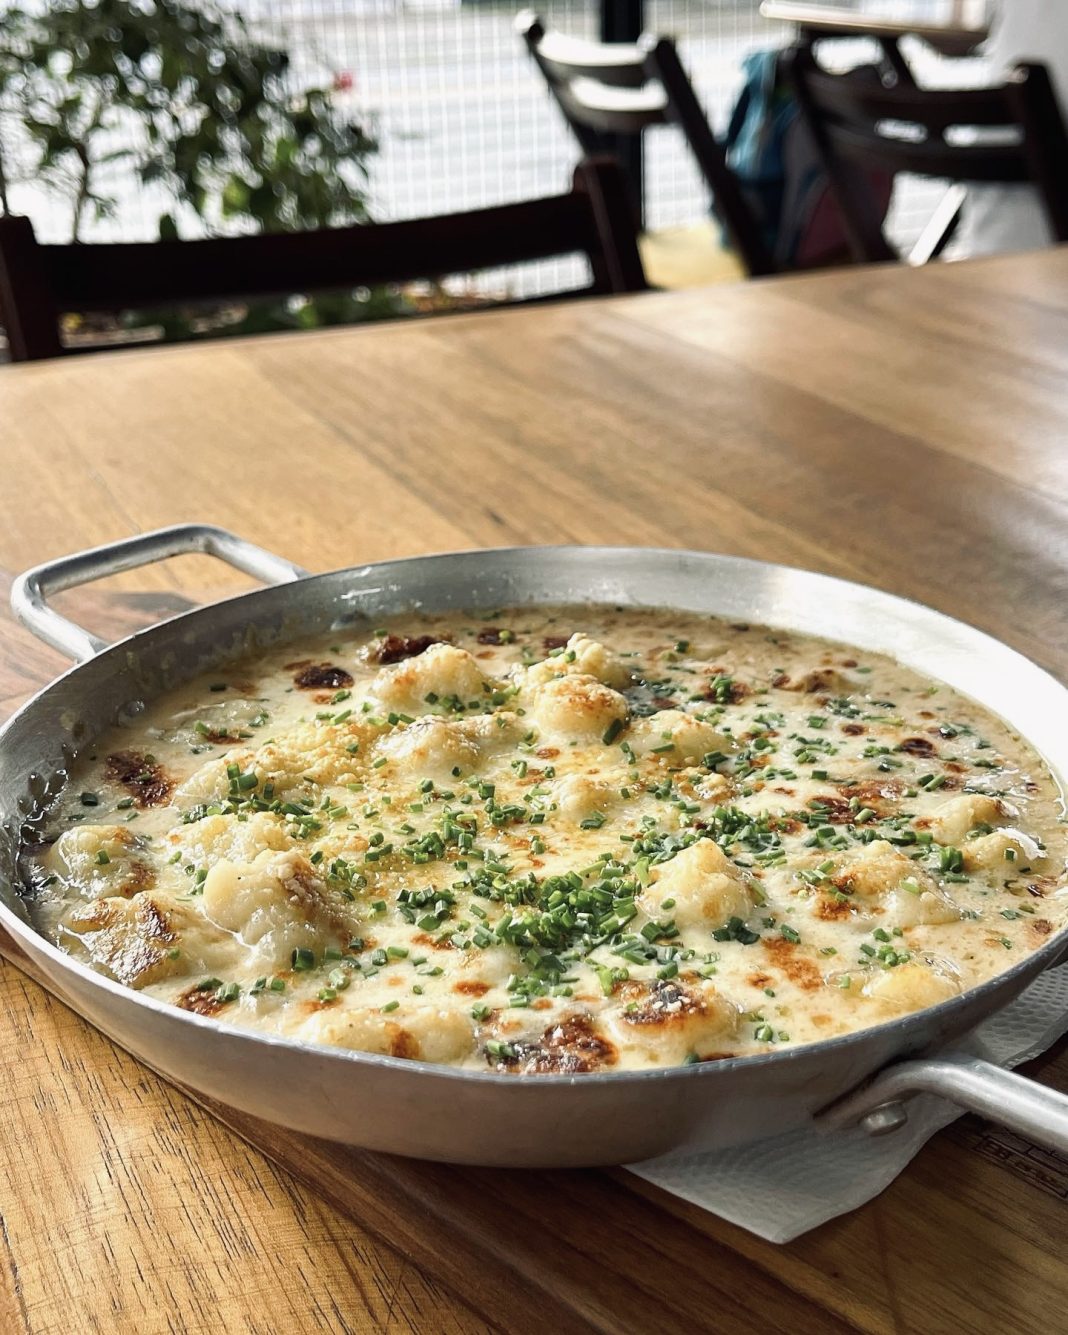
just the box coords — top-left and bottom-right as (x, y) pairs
(0, 0), (377, 242)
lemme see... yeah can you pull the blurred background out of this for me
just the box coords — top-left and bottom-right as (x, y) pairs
(0, 0), (1000, 346)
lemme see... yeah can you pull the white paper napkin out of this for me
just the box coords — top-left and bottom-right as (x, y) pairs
(627, 963), (1068, 1243)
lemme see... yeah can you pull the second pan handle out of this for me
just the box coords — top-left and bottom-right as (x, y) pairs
(816, 1050), (1068, 1154)
(11, 524), (309, 663)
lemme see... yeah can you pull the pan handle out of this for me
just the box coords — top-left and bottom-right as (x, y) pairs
(816, 1051), (1068, 1154)
(11, 524), (309, 663)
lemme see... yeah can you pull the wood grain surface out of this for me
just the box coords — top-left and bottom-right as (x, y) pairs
(2, 248), (1068, 1334)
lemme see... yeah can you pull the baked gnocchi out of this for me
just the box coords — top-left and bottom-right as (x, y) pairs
(21, 606), (1068, 1072)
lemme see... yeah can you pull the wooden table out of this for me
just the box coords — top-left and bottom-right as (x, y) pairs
(2, 249), (1068, 1333)
(760, 0), (990, 53)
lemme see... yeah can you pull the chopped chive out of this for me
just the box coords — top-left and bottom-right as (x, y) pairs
(602, 717), (624, 745)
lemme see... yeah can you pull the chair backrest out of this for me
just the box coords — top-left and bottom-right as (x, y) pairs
(785, 45), (1068, 263)
(0, 157), (647, 361)
(517, 13), (776, 277)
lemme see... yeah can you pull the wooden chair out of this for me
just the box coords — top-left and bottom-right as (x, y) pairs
(785, 46), (1068, 264)
(0, 157), (647, 361)
(517, 13), (776, 278)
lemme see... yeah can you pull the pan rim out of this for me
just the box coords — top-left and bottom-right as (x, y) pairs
(3, 541), (1066, 1089)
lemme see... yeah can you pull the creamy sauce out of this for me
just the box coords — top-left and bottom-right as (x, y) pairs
(20, 606), (1068, 1073)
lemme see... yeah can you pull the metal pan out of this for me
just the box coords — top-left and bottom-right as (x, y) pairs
(2, 524), (1068, 1167)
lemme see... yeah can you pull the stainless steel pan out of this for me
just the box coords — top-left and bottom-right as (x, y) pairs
(3, 524), (1068, 1167)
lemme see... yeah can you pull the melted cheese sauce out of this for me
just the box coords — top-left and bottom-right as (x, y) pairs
(20, 606), (1068, 1073)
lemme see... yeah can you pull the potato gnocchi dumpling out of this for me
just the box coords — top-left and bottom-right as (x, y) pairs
(628, 710), (734, 764)
(22, 604), (1068, 1072)
(962, 830), (1045, 873)
(299, 1003), (476, 1064)
(549, 774), (619, 825)
(521, 633), (633, 691)
(530, 673), (628, 741)
(835, 841), (961, 927)
(639, 840), (752, 931)
(200, 850), (344, 972)
(927, 793), (1005, 845)
(45, 824), (154, 900)
(862, 958), (962, 1014)
(601, 979), (741, 1066)
(64, 893), (233, 988)
(371, 644), (490, 715)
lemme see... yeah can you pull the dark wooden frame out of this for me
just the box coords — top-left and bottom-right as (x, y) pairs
(517, 13), (776, 277)
(785, 46), (1068, 264)
(0, 157), (647, 361)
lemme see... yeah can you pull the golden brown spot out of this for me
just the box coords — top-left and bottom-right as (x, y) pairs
(701, 679), (750, 704)
(388, 1028), (418, 1060)
(294, 662), (354, 690)
(138, 898), (174, 941)
(900, 736), (936, 756)
(453, 980), (490, 996)
(104, 750), (172, 807)
(269, 858), (354, 939)
(197, 724), (244, 743)
(374, 634), (444, 665)
(616, 977), (706, 1026)
(112, 858), (156, 898)
(412, 932), (454, 951)
(1022, 878), (1054, 898)
(762, 936), (823, 990)
(816, 894), (856, 921)
(806, 796), (858, 825)
(177, 984), (225, 1017)
(747, 971), (773, 989)
(841, 722), (866, 736)
(1031, 918), (1054, 938)
(543, 635), (569, 651)
(496, 1015), (618, 1074)
(812, 778), (904, 824)
(535, 746), (560, 759)
(843, 778), (905, 805)
(776, 668), (842, 693)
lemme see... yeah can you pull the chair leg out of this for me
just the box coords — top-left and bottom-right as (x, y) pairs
(573, 157), (649, 294)
(646, 38), (777, 277)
